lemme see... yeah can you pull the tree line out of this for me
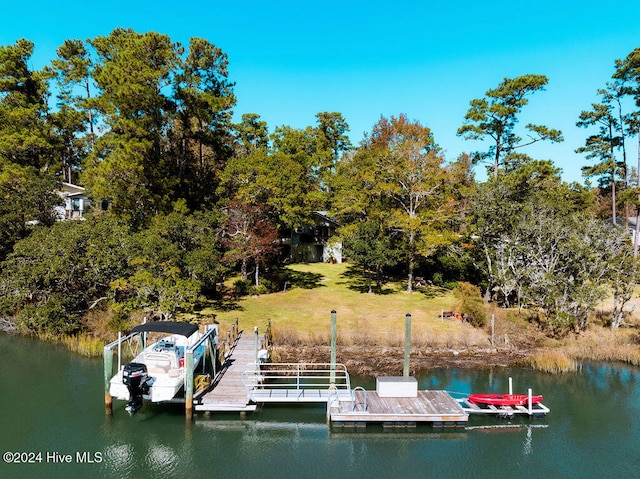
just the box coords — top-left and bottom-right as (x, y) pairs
(1, 29), (639, 337)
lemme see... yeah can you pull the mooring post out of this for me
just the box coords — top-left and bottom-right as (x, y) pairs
(185, 350), (194, 420)
(254, 326), (259, 364)
(491, 314), (495, 346)
(403, 313), (412, 377)
(509, 377), (513, 395)
(330, 310), (337, 384)
(103, 346), (113, 416)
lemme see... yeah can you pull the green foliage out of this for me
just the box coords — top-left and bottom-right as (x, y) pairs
(0, 215), (131, 333)
(334, 114), (456, 293)
(458, 74), (563, 179)
(453, 282), (486, 328)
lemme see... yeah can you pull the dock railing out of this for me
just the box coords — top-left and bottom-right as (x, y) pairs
(241, 362), (351, 402)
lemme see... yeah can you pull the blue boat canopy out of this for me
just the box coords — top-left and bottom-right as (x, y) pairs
(129, 321), (199, 337)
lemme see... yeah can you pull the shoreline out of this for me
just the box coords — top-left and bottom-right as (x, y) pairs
(271, 344), (531, 376)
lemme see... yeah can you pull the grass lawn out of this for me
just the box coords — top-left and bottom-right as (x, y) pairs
(200, 263), (487, 347)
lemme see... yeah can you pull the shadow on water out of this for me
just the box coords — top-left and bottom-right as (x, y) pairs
(336, 264), (396, 295)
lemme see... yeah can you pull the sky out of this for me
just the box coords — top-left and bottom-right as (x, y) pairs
(2, 0), (640, 183)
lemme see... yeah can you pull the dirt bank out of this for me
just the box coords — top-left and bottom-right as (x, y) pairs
(271, 345), (531, 376)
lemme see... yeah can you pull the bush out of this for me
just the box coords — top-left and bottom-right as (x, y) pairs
(233, 279), (253, 296)
(453, 282), (487, 328)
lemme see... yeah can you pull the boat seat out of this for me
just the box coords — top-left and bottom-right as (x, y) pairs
(144, 352), (175, 373)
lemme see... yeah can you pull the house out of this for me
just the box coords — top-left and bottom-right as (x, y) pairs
(280, 211), (342, 263)
(56, 182), (91, 220)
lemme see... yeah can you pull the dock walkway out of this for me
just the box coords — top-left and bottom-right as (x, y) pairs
(195, 330), (257, 412)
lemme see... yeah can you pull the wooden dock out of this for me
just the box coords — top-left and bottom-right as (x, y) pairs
(329, 390), (468, 427)
(195, 331), (257, 412)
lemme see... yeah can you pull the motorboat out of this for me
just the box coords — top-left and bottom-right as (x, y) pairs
(108, 321), (206, 414)
(467, 393), (543, 407)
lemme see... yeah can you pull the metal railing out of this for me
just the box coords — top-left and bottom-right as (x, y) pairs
(240, 363), (351, 401)
(351, 386), (367, 412)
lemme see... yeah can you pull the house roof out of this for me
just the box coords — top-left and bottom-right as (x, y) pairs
(313, 210), (339, 227)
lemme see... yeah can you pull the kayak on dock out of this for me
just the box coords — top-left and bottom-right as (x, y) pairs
(467, 393), (543, 406)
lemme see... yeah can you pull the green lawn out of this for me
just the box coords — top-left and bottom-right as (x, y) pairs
(200, 263), (484, 346)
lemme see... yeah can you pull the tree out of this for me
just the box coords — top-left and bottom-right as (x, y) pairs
(84, 29), (181, 226)
(314, 111), (352, 183)
(457, 74), (563, 179)
(337, 114), (454, 292)
(50, 39), (96, 183)
(233, 113), (269, 155)
(0, 216), (131, 333)
(0, 39), (54, 175)
(173, 37), (235, 208)
(343, 216), (400, 293)
(222, 200), (279, 287)
(576, 88), (625, 223)
(613, 47), (640, 256)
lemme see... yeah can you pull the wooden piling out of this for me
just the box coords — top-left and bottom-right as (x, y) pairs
(403, 313), (411, 377)
(330, 310), (337, 383)
(185, 350), (194, 420)
(103, 346), (113, 416)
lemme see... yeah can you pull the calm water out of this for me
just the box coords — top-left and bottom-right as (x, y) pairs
(1, 333), (640, 479)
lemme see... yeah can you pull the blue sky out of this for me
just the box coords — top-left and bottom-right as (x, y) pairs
(2, 1), (640, 183)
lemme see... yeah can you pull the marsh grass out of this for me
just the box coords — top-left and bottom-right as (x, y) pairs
(529, 349), (578, 373)
(35, 331), (105, 357)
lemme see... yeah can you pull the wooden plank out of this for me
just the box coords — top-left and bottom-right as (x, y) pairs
(330, 390), (468, 425)
(198, 331), (255, 411)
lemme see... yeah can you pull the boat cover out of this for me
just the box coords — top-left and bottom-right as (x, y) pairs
(129, 321), (199, 337)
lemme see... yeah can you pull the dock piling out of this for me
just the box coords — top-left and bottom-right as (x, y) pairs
(330, 310), (337, 384)
(403, 313), (411, 377)
(185, 350), (194, 420)
(103, 346), (113, 416)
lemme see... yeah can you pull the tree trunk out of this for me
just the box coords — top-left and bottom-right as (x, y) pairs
(635, 133), (640, 258)
(255, 263), (260, 288)
(241, 258), (247, 281)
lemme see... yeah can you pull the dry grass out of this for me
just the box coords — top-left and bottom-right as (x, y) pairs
(34, 331), (105, 357)
(561, 327), (640, 367)
(528, 349), (578, 373)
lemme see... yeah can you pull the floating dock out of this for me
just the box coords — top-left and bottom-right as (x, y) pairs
(329, 389), (468, 428)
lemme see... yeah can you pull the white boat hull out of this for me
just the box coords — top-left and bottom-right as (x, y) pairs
(109, 332), (205, 404)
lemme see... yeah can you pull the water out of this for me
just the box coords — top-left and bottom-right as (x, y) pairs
(1, 333), (640, 479)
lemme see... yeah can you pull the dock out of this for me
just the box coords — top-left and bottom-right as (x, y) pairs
(195, 330), (258, 412)
(105, 319), (547, 425)
(329, 389), (468, 428)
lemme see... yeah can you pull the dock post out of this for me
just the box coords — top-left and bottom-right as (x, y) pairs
(403, 313), (411, 377)
(254, 326), (259, 364)
(103, 346), (113, 416)
(185, 350), (194, 420)
(528, 388), (533, 415)
(509, 377), (513, 395)
(331, 310), (337, 383)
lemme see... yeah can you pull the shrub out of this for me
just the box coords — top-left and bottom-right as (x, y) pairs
(453, 282), (487, 328)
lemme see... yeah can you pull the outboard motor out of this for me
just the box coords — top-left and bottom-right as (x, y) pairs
(123, 362), (149, 415)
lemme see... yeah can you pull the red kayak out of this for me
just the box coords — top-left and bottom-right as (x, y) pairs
(468, 393), (543, 406)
